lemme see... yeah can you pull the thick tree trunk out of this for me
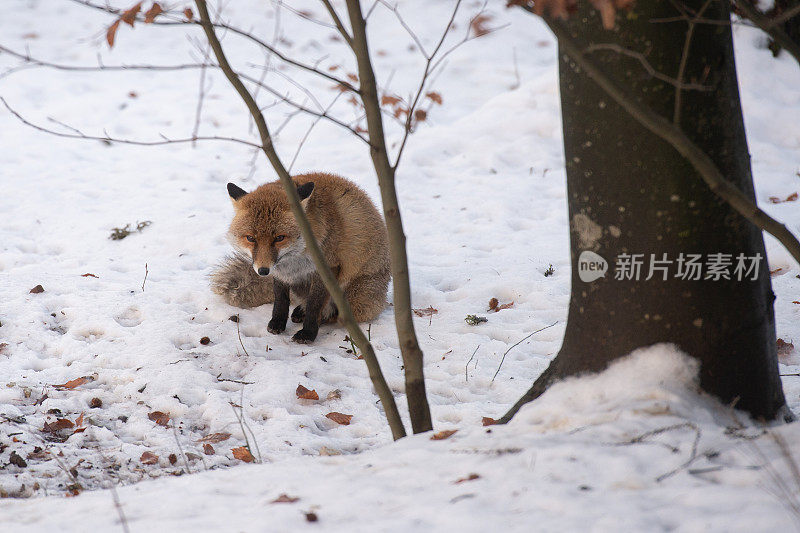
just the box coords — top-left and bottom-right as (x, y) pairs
(502, 1), (788, 422)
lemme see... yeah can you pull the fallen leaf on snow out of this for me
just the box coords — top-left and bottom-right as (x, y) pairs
(482, 417), (498, 426)
(777, 338), (795, 359)
(271, 493), (300, 503)
(148, 411), (170, 426)
(29, 284), (44, 294)
(197, 432), (231, 443)
(203, 443), (215, 455)
(412, 306), (438, 318)
(454, 473), (480, 484)
(326, 389), (342, 401)
(54, 376), (93, 390)
(232, 446), (254, 463)
(81, 273), (99, 278)
(296, 384), (319, 400)
(326, 412), (353, 425)
(430, 429), (458, 440)
(140, 451), (158, 465)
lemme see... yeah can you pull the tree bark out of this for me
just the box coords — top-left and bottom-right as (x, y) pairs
(502, 1), (788, 422)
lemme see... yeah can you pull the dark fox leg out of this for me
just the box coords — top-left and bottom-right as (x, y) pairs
(267, 279), (290, 334)
(292, 274), (330, 344)
(291, 305), (305, 323)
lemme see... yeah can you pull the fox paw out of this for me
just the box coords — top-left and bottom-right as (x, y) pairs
(291, 305), (305, 324)
(267, 318), (286, 334)
(292, 328), (317, 344)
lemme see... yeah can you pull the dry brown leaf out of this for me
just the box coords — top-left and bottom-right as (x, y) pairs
(81, 273), (99, 278)
(106, 19), (121, 48)
(497, 301), (515, 311)
(430, 429), (457, 440)
(197, 432), (231, 443)
(412, 306), (438, 318)
(326, 412), (352, 425)
(232, 446), (254, 463)
(0, 343), (9, 355)
(414, 109), (427, 122)
(271, 493), (299, 503)
(425, 91), (443, 105)
(144, 2), (163, 23)
(75, 413), (84, 427)
(454, 473), (481, 484)
(29, 284), (44, 294)
(54, 376), (91, 390)
(148, 411), (170, 426)
(482, 417), (498, 426)
(43, 419), (74, 434)
(787, 192), (799, 201)
(488, 298), (499, 311)
(121, 2), (143, 26)
(183, 7), (193, 21)
(470, 14), (493, 36)
(203, 443), (215, 455)
(140, 451), (158, 465)
(296, 384), (319, 400)
(777, 338), (795, 359)
(346, 72), (359, 83)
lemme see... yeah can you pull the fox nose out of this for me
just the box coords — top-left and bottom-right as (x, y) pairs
(257, 267), (270, 276)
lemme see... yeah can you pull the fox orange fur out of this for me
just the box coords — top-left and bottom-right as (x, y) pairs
(211, 172), (390, 343)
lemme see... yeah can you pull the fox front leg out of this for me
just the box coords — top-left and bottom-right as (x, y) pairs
(292, 274), (330, 344)
(267, 279), (290, 334)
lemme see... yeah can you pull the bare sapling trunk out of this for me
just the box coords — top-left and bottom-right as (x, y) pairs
(195, 0), (407, 440)
(344, 0), (433, 434)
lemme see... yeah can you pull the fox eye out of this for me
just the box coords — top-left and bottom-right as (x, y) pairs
(274, 235), (285, 243)
(245, 235), (256, 243)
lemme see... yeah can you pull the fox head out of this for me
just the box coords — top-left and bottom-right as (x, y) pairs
(226, 181), (317, 283)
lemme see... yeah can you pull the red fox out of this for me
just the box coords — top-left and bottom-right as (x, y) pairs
(211, 172), (390, 343)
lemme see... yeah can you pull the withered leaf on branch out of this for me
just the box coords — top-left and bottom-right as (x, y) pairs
(148, 411), (170, 426)
(121, 2), (143, 26)
(197, 432), (231, 443)
(144, 3), (163, 23)
(296, 384), (319, 400)
(425, 92), (443, 105)
(414, 109), (427, 122)
(140, 451), (158, 465)
(106, 20), (121, 48)
(183, 7), (194, 21)
(381, 95), (402, 106)
(325, 412), (353, 425)
(430, 429), (458, 440)
(232, 446), (254, 463)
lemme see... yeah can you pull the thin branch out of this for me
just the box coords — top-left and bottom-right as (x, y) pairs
(1, 97), (262, 149)
(392, 0), (463, 171)
(289, 92), (344, 172)
(673, 0), (715, 125)
(320, 0), (354, 45)
(733, 0), (800, 67)
(66, 0), (361, 93)
(491, 321), (558, 382)
(582, 43), (714, 92)
(195, 0), (406, 440)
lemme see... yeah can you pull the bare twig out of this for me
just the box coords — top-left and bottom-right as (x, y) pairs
(733, 0), (800, 67)
(673, 0), (715, 125)
(320, 0), (354, 45)
(235, 313), (251, 358)
(141, 263), (148, 292)
(465, 345), (479, 382)
(491, 321), (558, 382)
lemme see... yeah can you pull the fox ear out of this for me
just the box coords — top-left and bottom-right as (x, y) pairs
(227, 182), (248, 201)
(297, 182), (314, 201)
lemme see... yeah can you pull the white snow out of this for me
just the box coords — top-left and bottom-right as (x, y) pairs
(1, 1), (800, 531)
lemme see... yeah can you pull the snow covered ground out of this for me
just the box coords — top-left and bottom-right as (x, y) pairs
(1, 1), (799, 531)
